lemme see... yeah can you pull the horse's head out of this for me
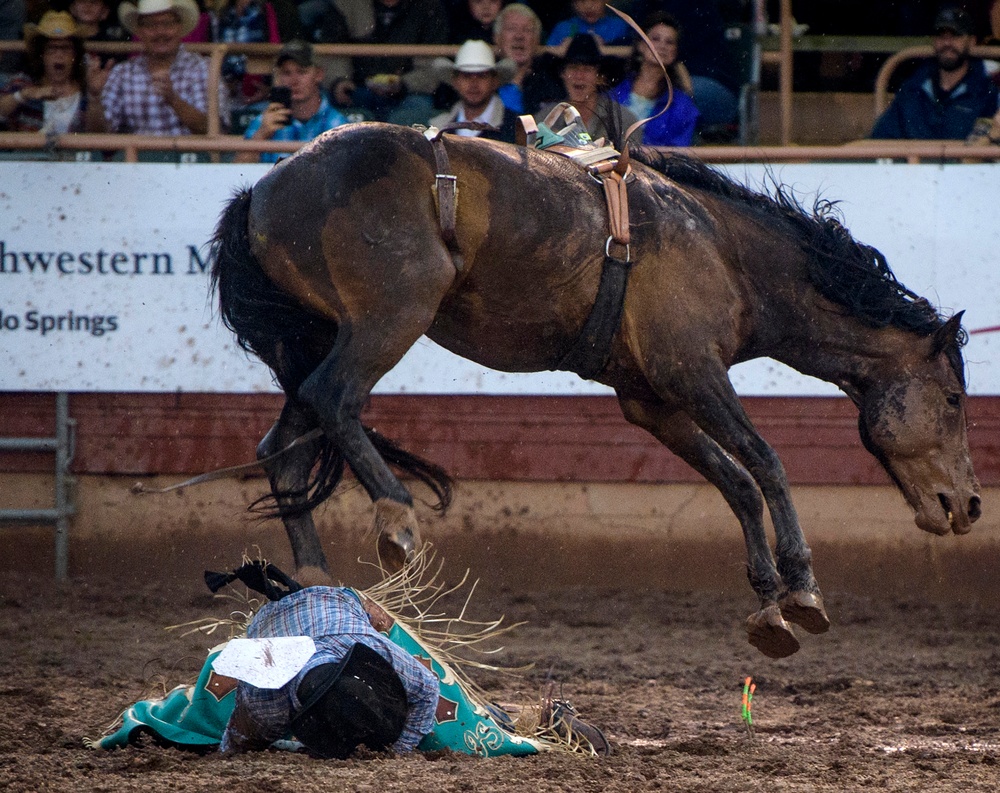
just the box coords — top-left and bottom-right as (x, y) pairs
(858, 313), (981, 535)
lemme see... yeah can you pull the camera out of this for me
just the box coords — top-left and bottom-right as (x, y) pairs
(268, 86), (292, 125)
(269, 86), (292, 107)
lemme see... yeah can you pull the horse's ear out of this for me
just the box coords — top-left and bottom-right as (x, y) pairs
(931, 311), (965, 357)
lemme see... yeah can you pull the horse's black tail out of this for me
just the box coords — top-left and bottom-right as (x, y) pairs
(211, 188), (453, 519)
(250, 426), (454, 520)
(211, 186), (343, 396)
(367, 427), (454, 513)
(210, 187), (260, 357)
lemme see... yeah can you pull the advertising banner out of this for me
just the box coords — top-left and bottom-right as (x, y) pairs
(1, 161), (997, 395)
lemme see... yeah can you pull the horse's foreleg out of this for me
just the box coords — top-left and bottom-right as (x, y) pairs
(675, 374), (830, 637)
(618, 397), (800, 658)
(257, 401), (332, 586)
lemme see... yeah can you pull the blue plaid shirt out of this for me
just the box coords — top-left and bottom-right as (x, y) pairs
(243, 96), (347, 163)
(220, 587), (438, 753)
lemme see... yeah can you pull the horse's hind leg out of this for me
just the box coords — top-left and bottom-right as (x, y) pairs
(296, 305), (448, 569)
(257, 400), (331, 586)
(297, 347), (416, 568)
(619, 397), (801, 659)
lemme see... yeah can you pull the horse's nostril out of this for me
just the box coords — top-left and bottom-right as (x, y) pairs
(938, 493), (953, 521)
(969, 496), (982, 521)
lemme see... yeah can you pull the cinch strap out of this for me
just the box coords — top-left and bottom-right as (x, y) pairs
(555, 249), (633, 380)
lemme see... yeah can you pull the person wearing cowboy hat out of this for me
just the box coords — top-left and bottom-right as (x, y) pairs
(429, 39), (519, 143)
(86, 0), (227, 136)
(220, 585), (439, 757)
(535, 32), (640, 147)
(0, 10), (105, 135)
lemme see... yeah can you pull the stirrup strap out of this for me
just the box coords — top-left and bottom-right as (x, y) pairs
(516, 114), (538, 148)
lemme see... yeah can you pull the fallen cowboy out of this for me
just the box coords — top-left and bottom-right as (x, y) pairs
(86, 552), (609, 758)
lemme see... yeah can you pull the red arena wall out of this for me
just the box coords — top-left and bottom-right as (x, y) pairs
(3, 393), (998, 485)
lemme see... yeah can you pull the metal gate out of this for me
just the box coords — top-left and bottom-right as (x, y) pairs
(0, 393), (76, 580)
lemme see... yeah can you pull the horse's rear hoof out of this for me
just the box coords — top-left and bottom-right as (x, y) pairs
(746, 605), (800, 658)
(373, 499), (420, 572)
(779, 590), (831, 634)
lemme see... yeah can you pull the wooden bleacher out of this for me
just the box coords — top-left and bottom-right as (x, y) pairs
(2, 33), (1000, 159)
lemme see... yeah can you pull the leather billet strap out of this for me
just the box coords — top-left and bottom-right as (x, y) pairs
(423, 123), (499, 273)
(424, 128), (463, 272)
(600, 169), (631, 246)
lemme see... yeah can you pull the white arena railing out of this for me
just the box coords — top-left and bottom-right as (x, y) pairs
(2, 131), (1000, 164)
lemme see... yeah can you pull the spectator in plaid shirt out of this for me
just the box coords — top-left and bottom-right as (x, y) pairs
(87, 0), (223, 135)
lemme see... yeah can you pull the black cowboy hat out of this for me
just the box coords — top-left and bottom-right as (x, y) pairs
(563, 32), (605, 66)
(289, 642), (408, 759)
(557, 33), (626, 83)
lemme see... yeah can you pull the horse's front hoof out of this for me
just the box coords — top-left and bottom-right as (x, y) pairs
(377, 532), (411, 572)
(746, 605), (800, 658)
(779, 590), (831, 634)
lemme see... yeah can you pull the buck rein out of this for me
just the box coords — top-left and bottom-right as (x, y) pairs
(132, 427), (325, 495)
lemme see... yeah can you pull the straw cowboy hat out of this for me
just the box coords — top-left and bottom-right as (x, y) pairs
(433, 40), (517, 84)
(118, 0), (201, 37)
(23, 11), (81, 43)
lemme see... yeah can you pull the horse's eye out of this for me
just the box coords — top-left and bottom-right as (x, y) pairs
(946, 393), (962, 408)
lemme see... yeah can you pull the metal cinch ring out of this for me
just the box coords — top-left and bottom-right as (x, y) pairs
(605, 235), (630, 263)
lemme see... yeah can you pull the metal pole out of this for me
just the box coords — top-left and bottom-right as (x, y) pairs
(780, 0), (793, 145)
(0, 392), (74, 579)
(741, 0), (767, 145)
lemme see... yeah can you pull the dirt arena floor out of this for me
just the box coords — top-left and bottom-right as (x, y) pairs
(2, 498), (1000, 793)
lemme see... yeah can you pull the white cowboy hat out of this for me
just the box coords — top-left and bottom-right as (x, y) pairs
(433, 40), (517, 84)
(118, 0), (200, 37)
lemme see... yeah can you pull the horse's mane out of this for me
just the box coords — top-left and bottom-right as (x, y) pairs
(630, 148), (953, 339)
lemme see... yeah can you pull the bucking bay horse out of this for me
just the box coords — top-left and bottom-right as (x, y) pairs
(211, 122), (980, 658)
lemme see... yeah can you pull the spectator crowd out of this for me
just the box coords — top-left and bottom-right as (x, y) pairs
(2, 1), (1000, 156)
